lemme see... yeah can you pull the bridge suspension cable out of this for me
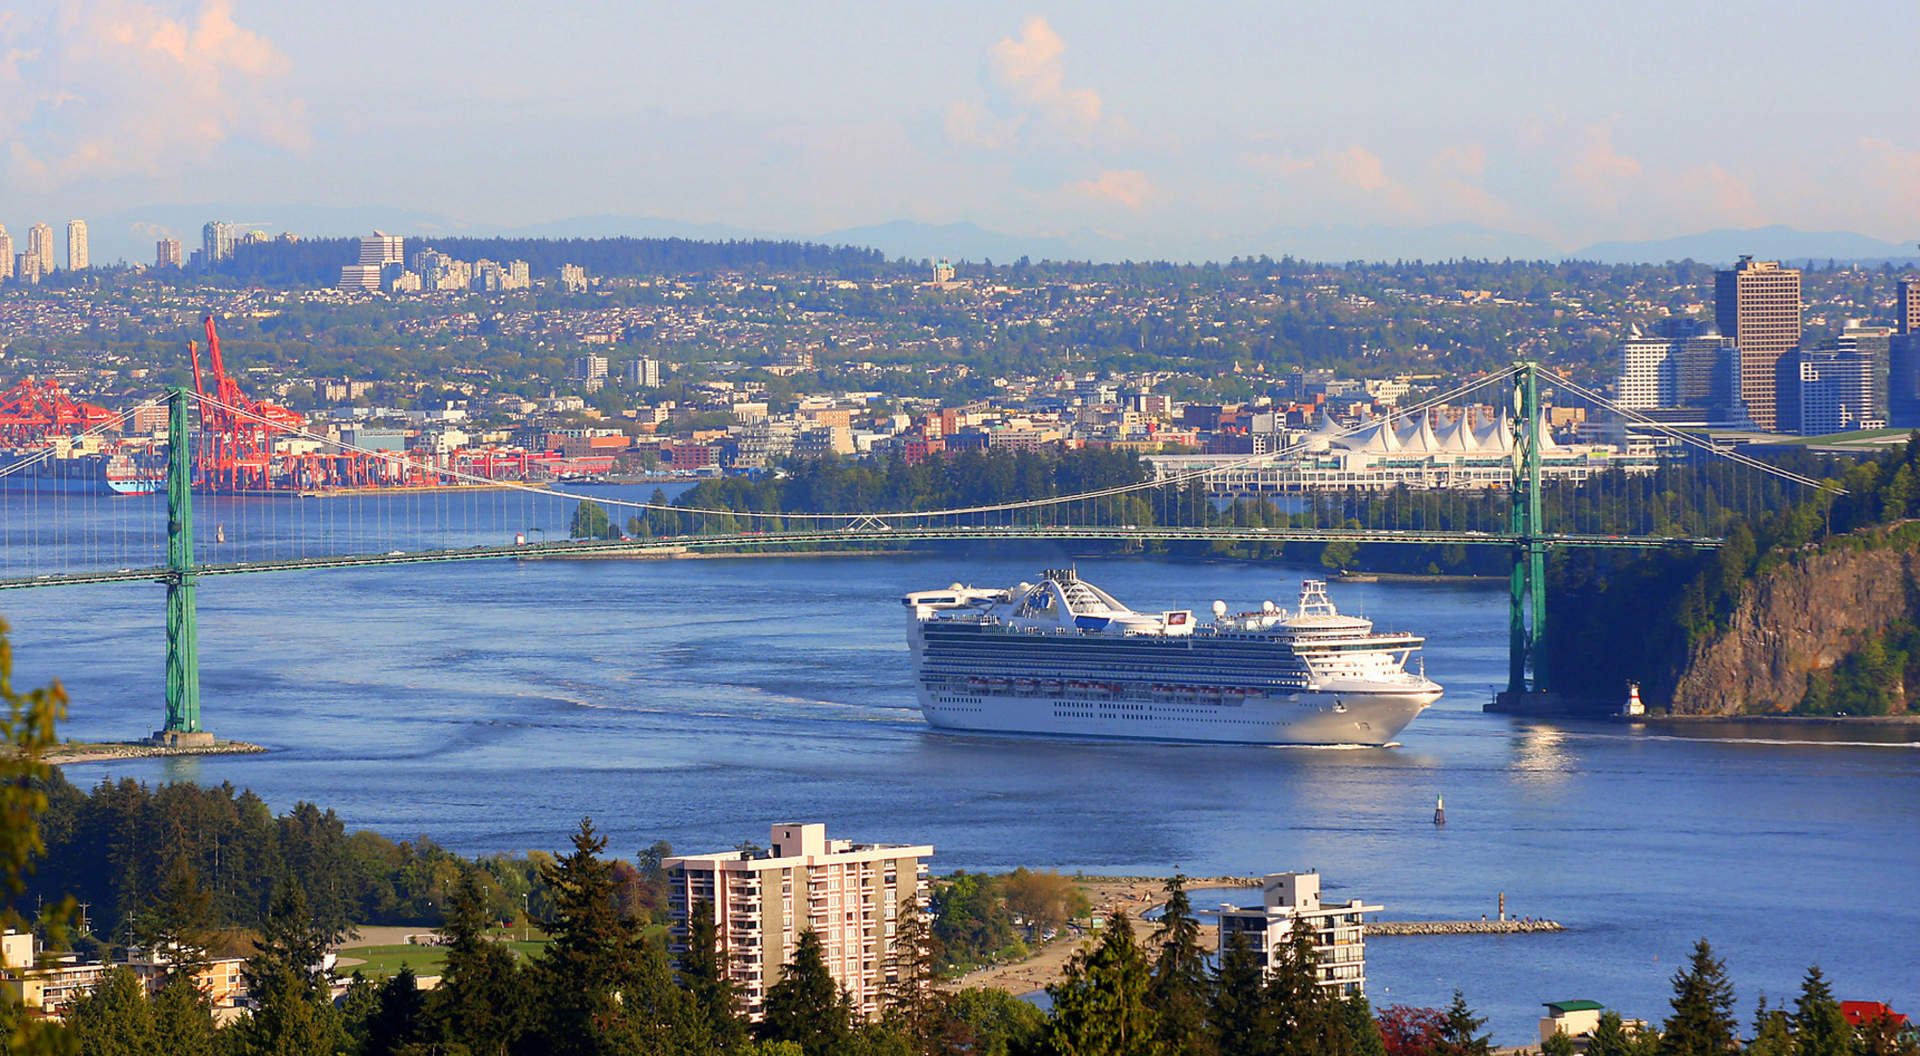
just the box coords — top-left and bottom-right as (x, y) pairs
(1551, 375), (1846, 494)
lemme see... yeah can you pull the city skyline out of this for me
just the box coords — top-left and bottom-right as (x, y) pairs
(1, 1), (1916, 264)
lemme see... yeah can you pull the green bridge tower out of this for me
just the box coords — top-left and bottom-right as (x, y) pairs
(1506, 361), (1548, 697)
(155, 386), (212, 746)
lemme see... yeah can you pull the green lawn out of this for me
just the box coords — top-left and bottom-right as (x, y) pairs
(336, 938), (549, 980)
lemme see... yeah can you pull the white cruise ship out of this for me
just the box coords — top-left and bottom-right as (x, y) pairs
(902, 569), (1442, 746)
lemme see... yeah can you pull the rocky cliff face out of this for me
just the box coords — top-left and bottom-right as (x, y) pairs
(1667, 536), (1920, 715)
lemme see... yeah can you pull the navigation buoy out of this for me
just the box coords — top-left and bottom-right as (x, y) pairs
(1623, 681), (1646, 717)
(1433, 796), (1446, 826)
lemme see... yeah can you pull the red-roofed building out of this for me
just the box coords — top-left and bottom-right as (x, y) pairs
(1841, 1001), (1910, 1031)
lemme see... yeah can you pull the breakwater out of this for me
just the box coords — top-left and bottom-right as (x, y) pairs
(1370, 919), (1564, 936)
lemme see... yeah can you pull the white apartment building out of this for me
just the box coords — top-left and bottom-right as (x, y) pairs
(665, 823), (932, 1020)
(1217, 872), (1380, 996)
(65, 220), (88, 271)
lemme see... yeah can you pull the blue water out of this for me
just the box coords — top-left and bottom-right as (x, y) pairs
(1, 540), (1915, 1042)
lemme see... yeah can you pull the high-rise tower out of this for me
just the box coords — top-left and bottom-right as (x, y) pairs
(1898, 274), (1920, 336)
(0, 227), (12, 281)
(66, 220), (89, 271)
(1715, 257), (1802, 431)
(27, 223), (54, 273)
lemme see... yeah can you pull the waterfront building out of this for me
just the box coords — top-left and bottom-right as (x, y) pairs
(1715, 257), (1803, 431)
(1145, 407), (1655, 495)
(155, 238), (183, 269)
(27, 223), (54, 274)
(624, 356), (662, 388)
(64, 220), (88, 271)
(0, 227), (12, 280)
(664, 822), (932, 1020)
(1216, 872), (1380, 996)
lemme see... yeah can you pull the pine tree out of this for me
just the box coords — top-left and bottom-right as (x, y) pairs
(1343, 995), (1387, 1056)
(135, 855), (214, 979)
(430, 871), (527, 1056)
(680, 900), (749, 1051)
(880, 899), (949, 1055)
(1747, 996), (1793, 1056)
(1790, 966), (1851, 1056)
(533, 816), (693, 1056)
(1148, 876), (1214, 1056)
(364, 967), (428, 1055)
(1542, 1029), (1578, 1056)
(1211, 932), (1274, 1056)
(1433, 991), (1490, 1056)
(230, 883), (346, 1056)
(1043, 910), (1161, 1056)
(1587, 1011), (1637, 1056)
(1658, 939), (1738, 1056)
(64, 966), (156, 1056)
(150, 972), (220, 1056)
(1269, 915), (1346, 1056)
(761, 929), (855, 1056)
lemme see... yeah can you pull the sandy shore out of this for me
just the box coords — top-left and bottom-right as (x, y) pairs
(944, 876), (1252, 997)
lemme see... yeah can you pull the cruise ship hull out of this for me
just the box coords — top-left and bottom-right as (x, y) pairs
(913, 685), (1434, 746)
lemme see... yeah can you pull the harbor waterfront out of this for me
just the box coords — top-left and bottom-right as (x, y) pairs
(3, 545), (1916, 1041)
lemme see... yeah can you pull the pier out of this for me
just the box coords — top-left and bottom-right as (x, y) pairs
(1369, 919), (1564, 936)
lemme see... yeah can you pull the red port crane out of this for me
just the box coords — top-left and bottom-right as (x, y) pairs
(190, 314), (306, 491)
(0, 378), (117, 445)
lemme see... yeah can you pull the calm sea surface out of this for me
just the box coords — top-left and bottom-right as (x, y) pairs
(2, 488), (1915, 1041)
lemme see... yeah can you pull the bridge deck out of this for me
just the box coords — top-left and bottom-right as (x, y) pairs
(0, 524), (1723, 590)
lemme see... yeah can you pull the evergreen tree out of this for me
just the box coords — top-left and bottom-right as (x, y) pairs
(879, 900), (949, 1055)
(1659, 939), (1738, 1056)
(945, 987), (1046, 1056)
(1854, 1006), (1920, 1056)
(230, 883), (346, 1056)
(365, 967), (428, 1055)
(64, 966), (156, 1056)
(135, 854), (214, 978)
(760, 929), (855, 1056)
(680, 901), (748, 1051)
(533, 816), (686, 1056)
(339, 974), (379, 1055)
(1433, 991), (1489, 1056)
(1747, 997), (1793, 1056)
(1148, 876), (1214, 1056)
(1211, 932), (1274, 1056)
(1342, 996), (1387, 1056)
(1269, 916), (1346, 1056)
(1587, 1011), (1637, 1056)
(431, 871), (528, 1055)
(1043, 910), (1161, 1056)
(1542, 1029), (1577, 1056)
(1790, 966), (1850, 1056)
(149, 972), (220, 1056)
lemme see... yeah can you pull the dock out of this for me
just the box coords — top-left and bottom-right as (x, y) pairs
(1369, 919), (1564, 936)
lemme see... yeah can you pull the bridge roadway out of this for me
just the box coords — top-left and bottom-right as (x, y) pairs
(0, 523), (1723, 591)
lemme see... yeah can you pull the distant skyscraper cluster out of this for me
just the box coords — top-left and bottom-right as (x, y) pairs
(1617, 256), (1920, 436)
(336, 232), (568, 296)
(0, 218), (89, 283)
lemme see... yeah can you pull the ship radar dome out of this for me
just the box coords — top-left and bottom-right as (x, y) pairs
(1211, 600), (1228, 617)
(949, 582), (964, 591)
(1262, 600), (1277, 613)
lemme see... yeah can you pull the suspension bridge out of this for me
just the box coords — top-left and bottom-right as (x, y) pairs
(0, 358), (1837, 745)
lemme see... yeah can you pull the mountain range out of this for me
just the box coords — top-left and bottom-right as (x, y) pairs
(71, 206), (1920, 270)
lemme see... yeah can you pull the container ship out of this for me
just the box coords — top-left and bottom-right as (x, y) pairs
(0, 448), (166, 495)
(902, 569), (1443, 745)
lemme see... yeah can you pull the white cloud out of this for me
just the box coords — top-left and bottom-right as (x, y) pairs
(1066, 169), (1155, 210)
(1, 0), (307, 191)
(946, 16), (1124, 151)
(1558, 120), (1642, 211)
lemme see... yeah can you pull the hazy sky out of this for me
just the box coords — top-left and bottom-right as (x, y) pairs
(4, 0), (1918, 256)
